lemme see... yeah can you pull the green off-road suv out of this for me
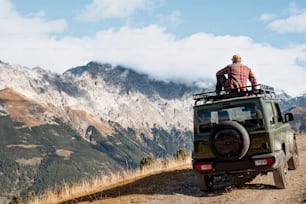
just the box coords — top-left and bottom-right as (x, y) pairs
(192, 84), (299, 190)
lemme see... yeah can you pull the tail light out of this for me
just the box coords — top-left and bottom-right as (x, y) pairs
(253, 157), (275, 166)
(194, 163), (213, 171)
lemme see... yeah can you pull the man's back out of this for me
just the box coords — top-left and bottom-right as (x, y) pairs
(228, 62), (256, 88)
(216, 55), (257, 93)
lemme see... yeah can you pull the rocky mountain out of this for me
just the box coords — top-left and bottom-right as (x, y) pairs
(0, 61), (205, 198)
(278, 92), (306, 133)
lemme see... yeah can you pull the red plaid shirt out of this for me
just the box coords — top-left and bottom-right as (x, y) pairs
(216, 63), (257, 91)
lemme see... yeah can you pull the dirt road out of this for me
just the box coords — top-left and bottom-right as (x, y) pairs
(67, 135), (306, 204)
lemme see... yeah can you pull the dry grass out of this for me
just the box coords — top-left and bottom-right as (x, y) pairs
(55, 149), (73, 160)
(7, 144), (41, 148)
(30, 156), (191, 204)
(0, 88), (47, 127)
(15, 157), (43, 166)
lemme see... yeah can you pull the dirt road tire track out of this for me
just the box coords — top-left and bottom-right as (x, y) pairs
(71, 135), (306, 204)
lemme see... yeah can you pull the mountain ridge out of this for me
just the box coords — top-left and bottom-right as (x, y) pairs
(64, 61), (203, 100)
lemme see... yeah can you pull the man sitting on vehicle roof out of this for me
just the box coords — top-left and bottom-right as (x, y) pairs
(216, 54), (257, 94)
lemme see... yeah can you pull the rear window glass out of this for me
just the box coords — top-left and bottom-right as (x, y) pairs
(197, 103), (264, 133)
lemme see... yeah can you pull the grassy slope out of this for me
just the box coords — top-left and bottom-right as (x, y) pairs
(33, 157), (192, 204)
(0, 115), (193, 198)
(0, 116), (122, 197)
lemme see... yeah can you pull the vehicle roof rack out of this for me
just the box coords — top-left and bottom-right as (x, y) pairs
(193, 84), (277, 105)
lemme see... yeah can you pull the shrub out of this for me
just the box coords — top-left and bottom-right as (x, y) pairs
(26, 191), (35, 203)
(175, 148), (187, 161)
(140, 155), (155, 170)
(9, 196), (22, 204)
(161, 158), (170, 168)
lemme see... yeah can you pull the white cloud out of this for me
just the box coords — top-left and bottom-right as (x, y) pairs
(0, 0), (66, 38)
(27, 10), (46, 18)
(259, 13), (278, 22)
(268, 11), (306, 33)
(76, 0), (162, 21)
(1, 0), (306, 96)
(0, 0), (15, 16)
(288, 2), (300, 15)
(261, 2), (306, 33)
(156, 10), (183, 27)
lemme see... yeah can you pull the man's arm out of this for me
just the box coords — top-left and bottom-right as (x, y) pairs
(216, 66), (230, 76)
(248, 69), (257, 89)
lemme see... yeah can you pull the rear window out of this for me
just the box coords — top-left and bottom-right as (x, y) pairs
(197, 103), (264, 133)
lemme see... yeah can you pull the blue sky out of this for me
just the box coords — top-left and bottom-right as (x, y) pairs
(1, 0), (306, 96)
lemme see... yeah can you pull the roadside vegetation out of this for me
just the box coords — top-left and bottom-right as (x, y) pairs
(26, 149), (190, 204)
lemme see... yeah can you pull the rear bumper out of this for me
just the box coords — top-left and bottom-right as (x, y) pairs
(193, 151), (283, 175)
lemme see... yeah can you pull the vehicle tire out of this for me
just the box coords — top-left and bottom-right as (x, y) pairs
(210, 121), (250, 160)
(273, 150), (288, 189)
(195, 172), (214, 191)
(288, 140), (299, 170)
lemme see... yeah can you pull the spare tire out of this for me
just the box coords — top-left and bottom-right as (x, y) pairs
(211, 121), (250, 160)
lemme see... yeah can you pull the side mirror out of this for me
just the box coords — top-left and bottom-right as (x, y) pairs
(284, 113), (294, 122)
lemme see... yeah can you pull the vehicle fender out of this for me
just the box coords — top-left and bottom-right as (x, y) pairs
(288, 131), (296, 154)
(273, 137), (283, 152)
(272, 150), (285, 169)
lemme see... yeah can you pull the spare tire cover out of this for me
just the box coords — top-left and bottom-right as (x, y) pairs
(211, 121), (250, 160)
